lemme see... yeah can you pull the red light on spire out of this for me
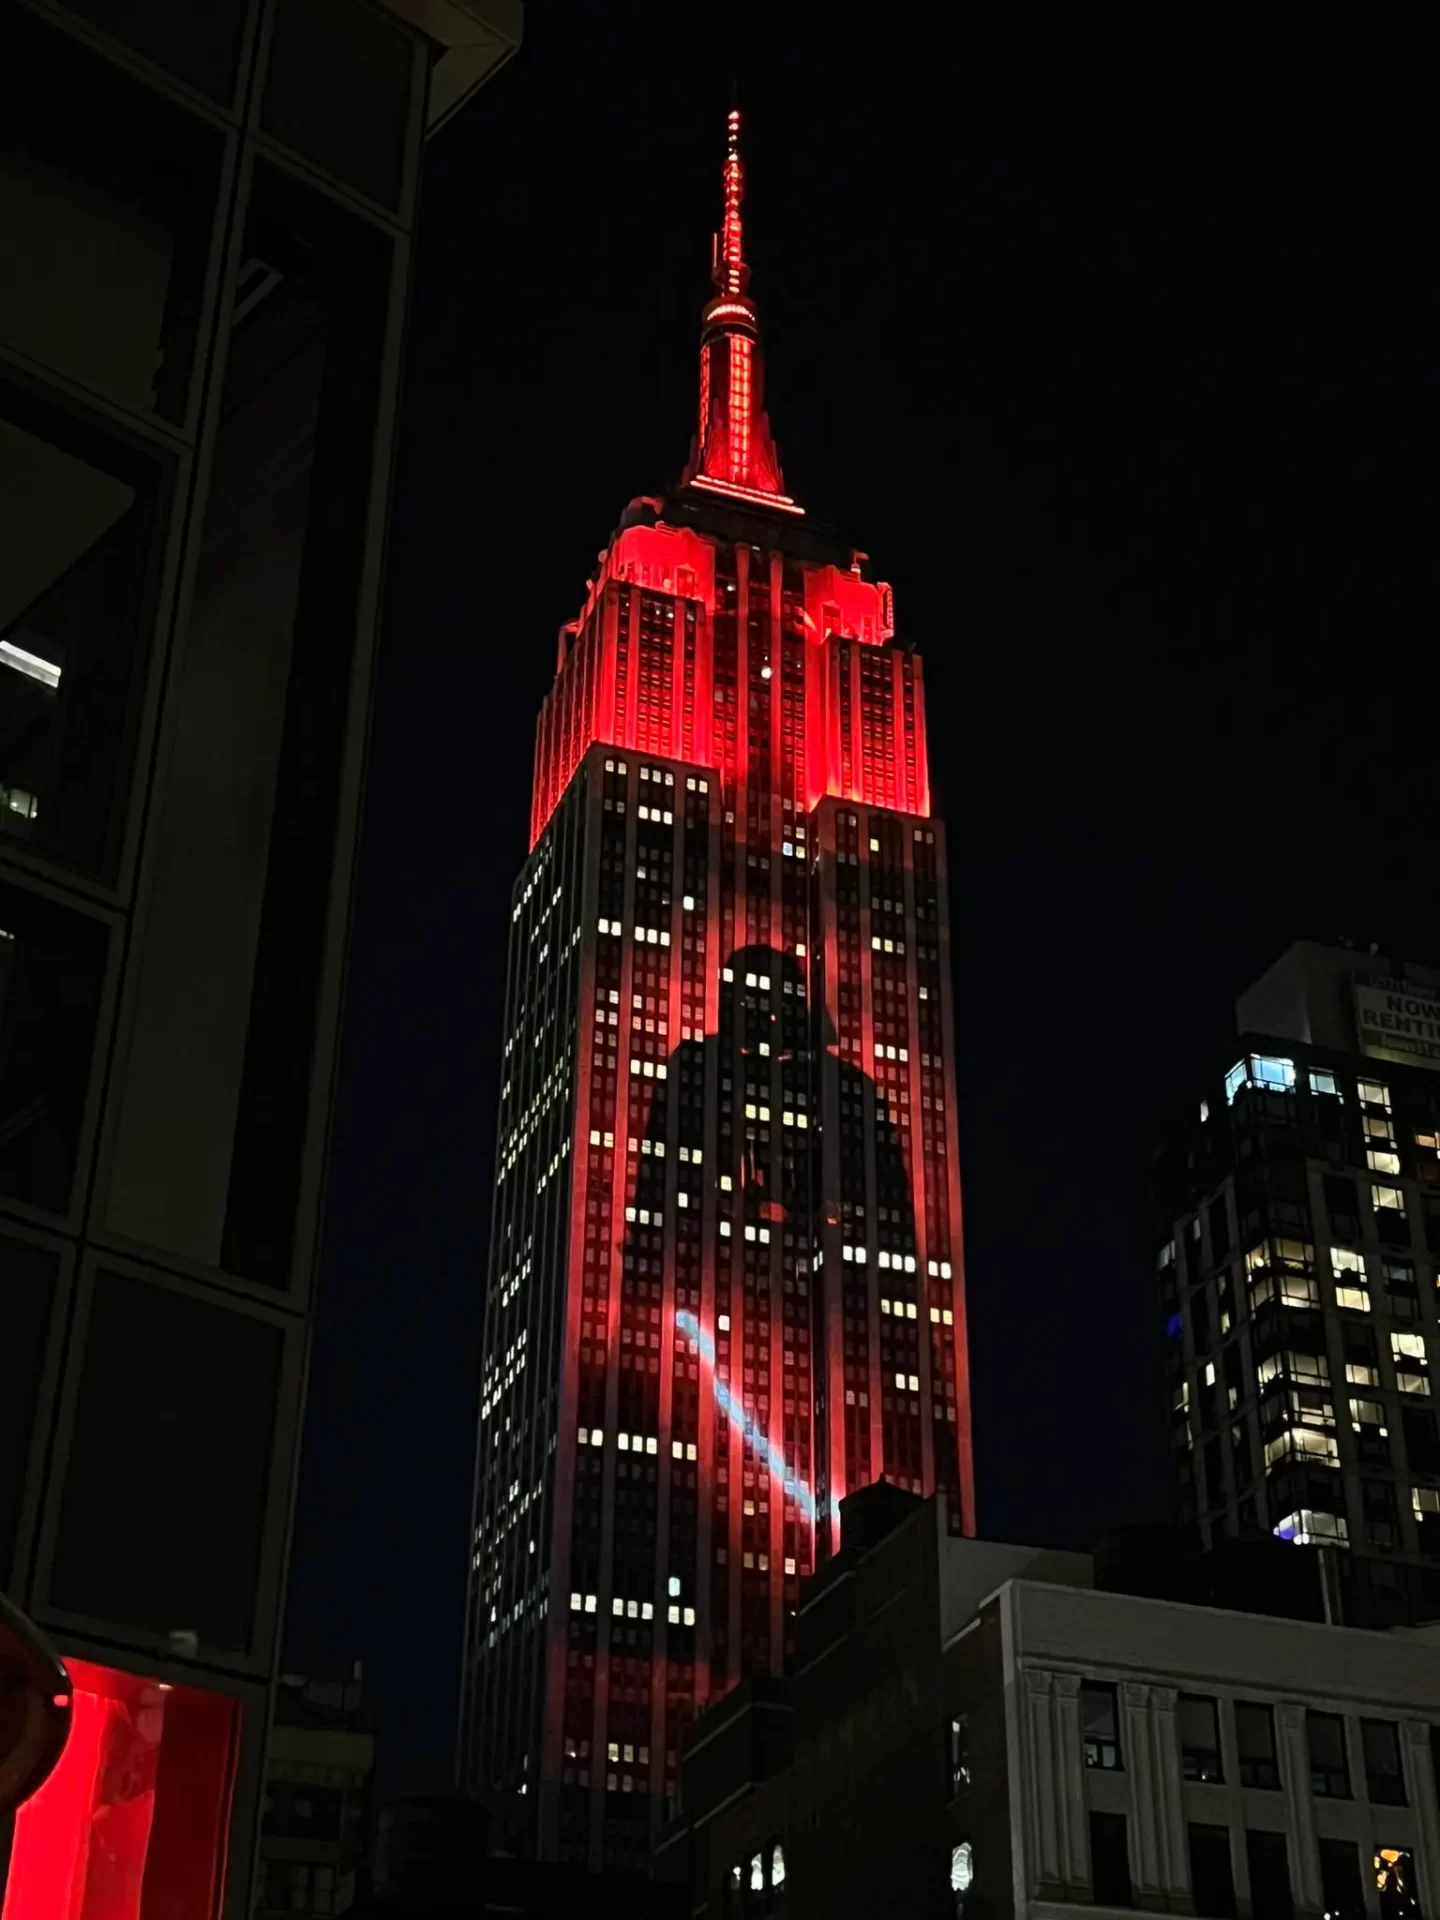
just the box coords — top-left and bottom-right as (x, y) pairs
(684, 107), (801, 515)
(720, 108), (745, 295)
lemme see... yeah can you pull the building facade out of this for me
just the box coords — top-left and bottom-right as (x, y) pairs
(1154, 941), (1440, 1629)
(659, 1488), (1439, 1920)
(0, 3), (519, 1914)
(255, 1672), (375, 1920)
(462, 112), (974, 1868)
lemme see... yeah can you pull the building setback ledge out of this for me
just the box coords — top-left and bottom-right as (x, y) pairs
(379, 0), (523, 130)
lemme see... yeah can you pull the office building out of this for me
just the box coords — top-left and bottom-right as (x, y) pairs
(0, 2), (519, 1913)
(462, 112), (974, 1868)
(658, 1486), (1439, 1919)
(1153, 941), (1440, 1629)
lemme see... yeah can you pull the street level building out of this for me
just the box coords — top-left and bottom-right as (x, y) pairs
(256, 1671), (375, 1920)
(657, 1485), (1437, 1920)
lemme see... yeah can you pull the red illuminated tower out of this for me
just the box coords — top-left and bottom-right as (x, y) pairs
(463, 111), (973, 1869)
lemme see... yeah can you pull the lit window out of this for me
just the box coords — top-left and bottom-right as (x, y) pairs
(1414, 1487), (1440, 1518)
(1273, 1509), (1347, 1547)
(1372, 1184), (1406, 1215)
(1376, 1847), (1418, 1907)
(683, 1606), (695, 1625)
(1358, 1079), (1392, 1109)
(1309, 1069), (1341, 1097)
(950, 1842), (973, 1895)
(1225, 1054), (1296, 1102)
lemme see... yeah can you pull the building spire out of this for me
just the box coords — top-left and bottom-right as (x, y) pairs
(682, 107), (801, 515)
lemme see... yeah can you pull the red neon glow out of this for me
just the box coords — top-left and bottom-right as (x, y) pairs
(2, 1659), (239, 1920)
(529, 526), (918, 848)
(683, 109), (796, 511)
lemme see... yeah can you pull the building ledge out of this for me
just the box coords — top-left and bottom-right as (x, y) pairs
(378, 0), (522, 131)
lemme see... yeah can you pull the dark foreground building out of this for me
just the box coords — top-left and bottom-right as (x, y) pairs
(462, 112), (974, 1868)
(1154, 941), (1440, 1628)
(0, 2), (518, 1912)
(657, 1487), (1440, 1919)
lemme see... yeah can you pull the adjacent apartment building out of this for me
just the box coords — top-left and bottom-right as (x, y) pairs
(0, 2), (519, 1913)
(1153, 940), (1440, 1629)
(462, 111), (974, 1869)
(657, 1485), (1439, 1920)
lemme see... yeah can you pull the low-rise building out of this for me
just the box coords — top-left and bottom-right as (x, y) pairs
(256, 1671), (375, 1918)
(658, 1483), (1439, 1918)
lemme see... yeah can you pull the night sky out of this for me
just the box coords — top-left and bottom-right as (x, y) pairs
(283, 3), (1438, 1784)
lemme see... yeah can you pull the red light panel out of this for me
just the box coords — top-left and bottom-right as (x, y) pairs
(2, 1659), (239, 1920)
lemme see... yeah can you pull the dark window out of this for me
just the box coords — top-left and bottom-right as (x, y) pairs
(1081, 1682), (1122, 1770)
(1209, 1195), (1231, 1260)
(1404, 1408), (1440, 1475)
(1362, 1720), (1407, 1806)
(1089, 1811), (1132, 1908)
(262, 0), (416, 209)
(1376, 1846), (1421, 1920)
(1308, 1711), (1351, 1798)
(49, 0), (248, 98)
(948, 1713), (969, 1795)
(1187, 1824), (1237, 1918)
(0, 11), (223, 422)
(1318, 1838), (1365, 1920)
(100, 164), (393, 1289)
(1193, 1286), (1212, 1351)
(1234, 1701), (1279, 1789)
(0, 1233), (59, 1581)
(1, 378), (172, 881)
(49, 1270), (284, 1651)
(0, 877), (110, 1214)
(1325, 1174), (1360, 1239)
(1245, 1830), (1293, 1920)
(1180, 1695), (1223, 1782)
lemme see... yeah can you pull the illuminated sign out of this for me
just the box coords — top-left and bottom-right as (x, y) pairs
(1354, 974), (1440, 1071)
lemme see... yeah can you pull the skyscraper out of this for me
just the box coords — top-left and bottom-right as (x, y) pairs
(1154, 939), (1440, 1630)
(463, 111), (973, 1869)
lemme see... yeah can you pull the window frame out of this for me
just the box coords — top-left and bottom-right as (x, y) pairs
(1234, 1700), (1280, 1791)
(1080, 1680), (1123, 1772)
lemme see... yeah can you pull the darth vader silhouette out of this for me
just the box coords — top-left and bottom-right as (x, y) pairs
(624, 941), (917, 1362)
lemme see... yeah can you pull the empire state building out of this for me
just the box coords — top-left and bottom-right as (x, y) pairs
(463, 111), (973, 1869)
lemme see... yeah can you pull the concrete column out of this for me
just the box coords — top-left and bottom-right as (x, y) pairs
(1024, 1667), (1062, 1893)
(1054, 1672), (1090, 1892)
(1402, 1720), (1440, 1916)
(1122, 1681), (1164, 1903)
(1276, 1702), (1322, 1915)
(1149, 1684), (1192, 1910)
